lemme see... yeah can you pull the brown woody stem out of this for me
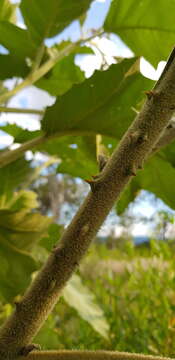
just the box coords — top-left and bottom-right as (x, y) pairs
(0, 48), (175, 359)
(19, 351), (175, 360)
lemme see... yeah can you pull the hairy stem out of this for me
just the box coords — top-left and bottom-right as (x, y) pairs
(0, 48), (175, 359)
(19, 351), (175, 360)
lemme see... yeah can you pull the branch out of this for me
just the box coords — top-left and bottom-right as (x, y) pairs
(19, 350), (175, 360)
(0, 30), (104, 105)
(0, 123), (174, 169)
(30, 42), (45, 73)
(0, 47), (175, 359)
(0, 106), (44, 115)
(0, 135), (46, 168)
(0, 130), (96, 168)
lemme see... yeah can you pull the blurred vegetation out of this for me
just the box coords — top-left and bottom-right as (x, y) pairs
(33, 240), (175, 356)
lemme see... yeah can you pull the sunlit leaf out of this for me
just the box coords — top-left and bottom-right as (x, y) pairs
(104, 0), (175, 66)
(20, 0), (93, 44)
(36, 54), (85, 96)
(0, 190), (51, 250)
(0, 21), (37, 59)
(42, 58), (153, 138)
(0, 0), (17, 23)
(63, 274), (109, 339)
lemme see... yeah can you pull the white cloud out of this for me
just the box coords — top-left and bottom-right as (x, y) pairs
(0, 132), (14, 148)
(131, 223), (151, 237)
(140, 58), (166, 80)
(1, 82), (55, 131)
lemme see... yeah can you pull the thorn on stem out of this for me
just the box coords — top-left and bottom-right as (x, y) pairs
(51, 244), (58, 253)
(91, 174), (99, 179)
(145, 90), (158, 100)
(167, 124), (173, 129)
(152, 146), (157, 152)
(129, 131), (140, 143)
(130, 131), (148, 145)
(137, 133), (148, 144)
(97, 154), (108, 172)
(14, 300), (21, 310)
(84, 179), (97, 192)
(130, 170), (137, 176)
(14, 296), (22, 310)
(19, 344), (41, 356)
(125, 166), (137, 177)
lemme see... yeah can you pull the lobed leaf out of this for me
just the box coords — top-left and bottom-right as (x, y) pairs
(42, 58), (153, 137)
(104, 0), (175, 66)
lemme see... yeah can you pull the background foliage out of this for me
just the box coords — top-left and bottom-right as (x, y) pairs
(0, 0), (175, 355)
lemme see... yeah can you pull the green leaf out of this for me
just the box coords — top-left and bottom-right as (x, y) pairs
(7, 190), (38, 212)
(36, 54), (85, 96)
(63, 274), (109, 339)
(116, 153), (175, 212)
(34, 314), (59, 350)
(0, 54), (28, 80)
(79, 13), (87, 27)
(137, 155), (175, 210)
(0, 124), (42, 143)
(161, 142), (175, 168)
(0, 190), (51, 251)
(38, 135), (98, 179)
(0, 157), (32, 203)
(40, 223), (63, 252)
(42, 58), (153, 138)
(0, 0), (17, 23)
(0, 236), (37, 301)
(117, 179), (140, 215)
(104, 0), (175, 66)
(20, 0), (93, 44)
(0, 21), (37, 59)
